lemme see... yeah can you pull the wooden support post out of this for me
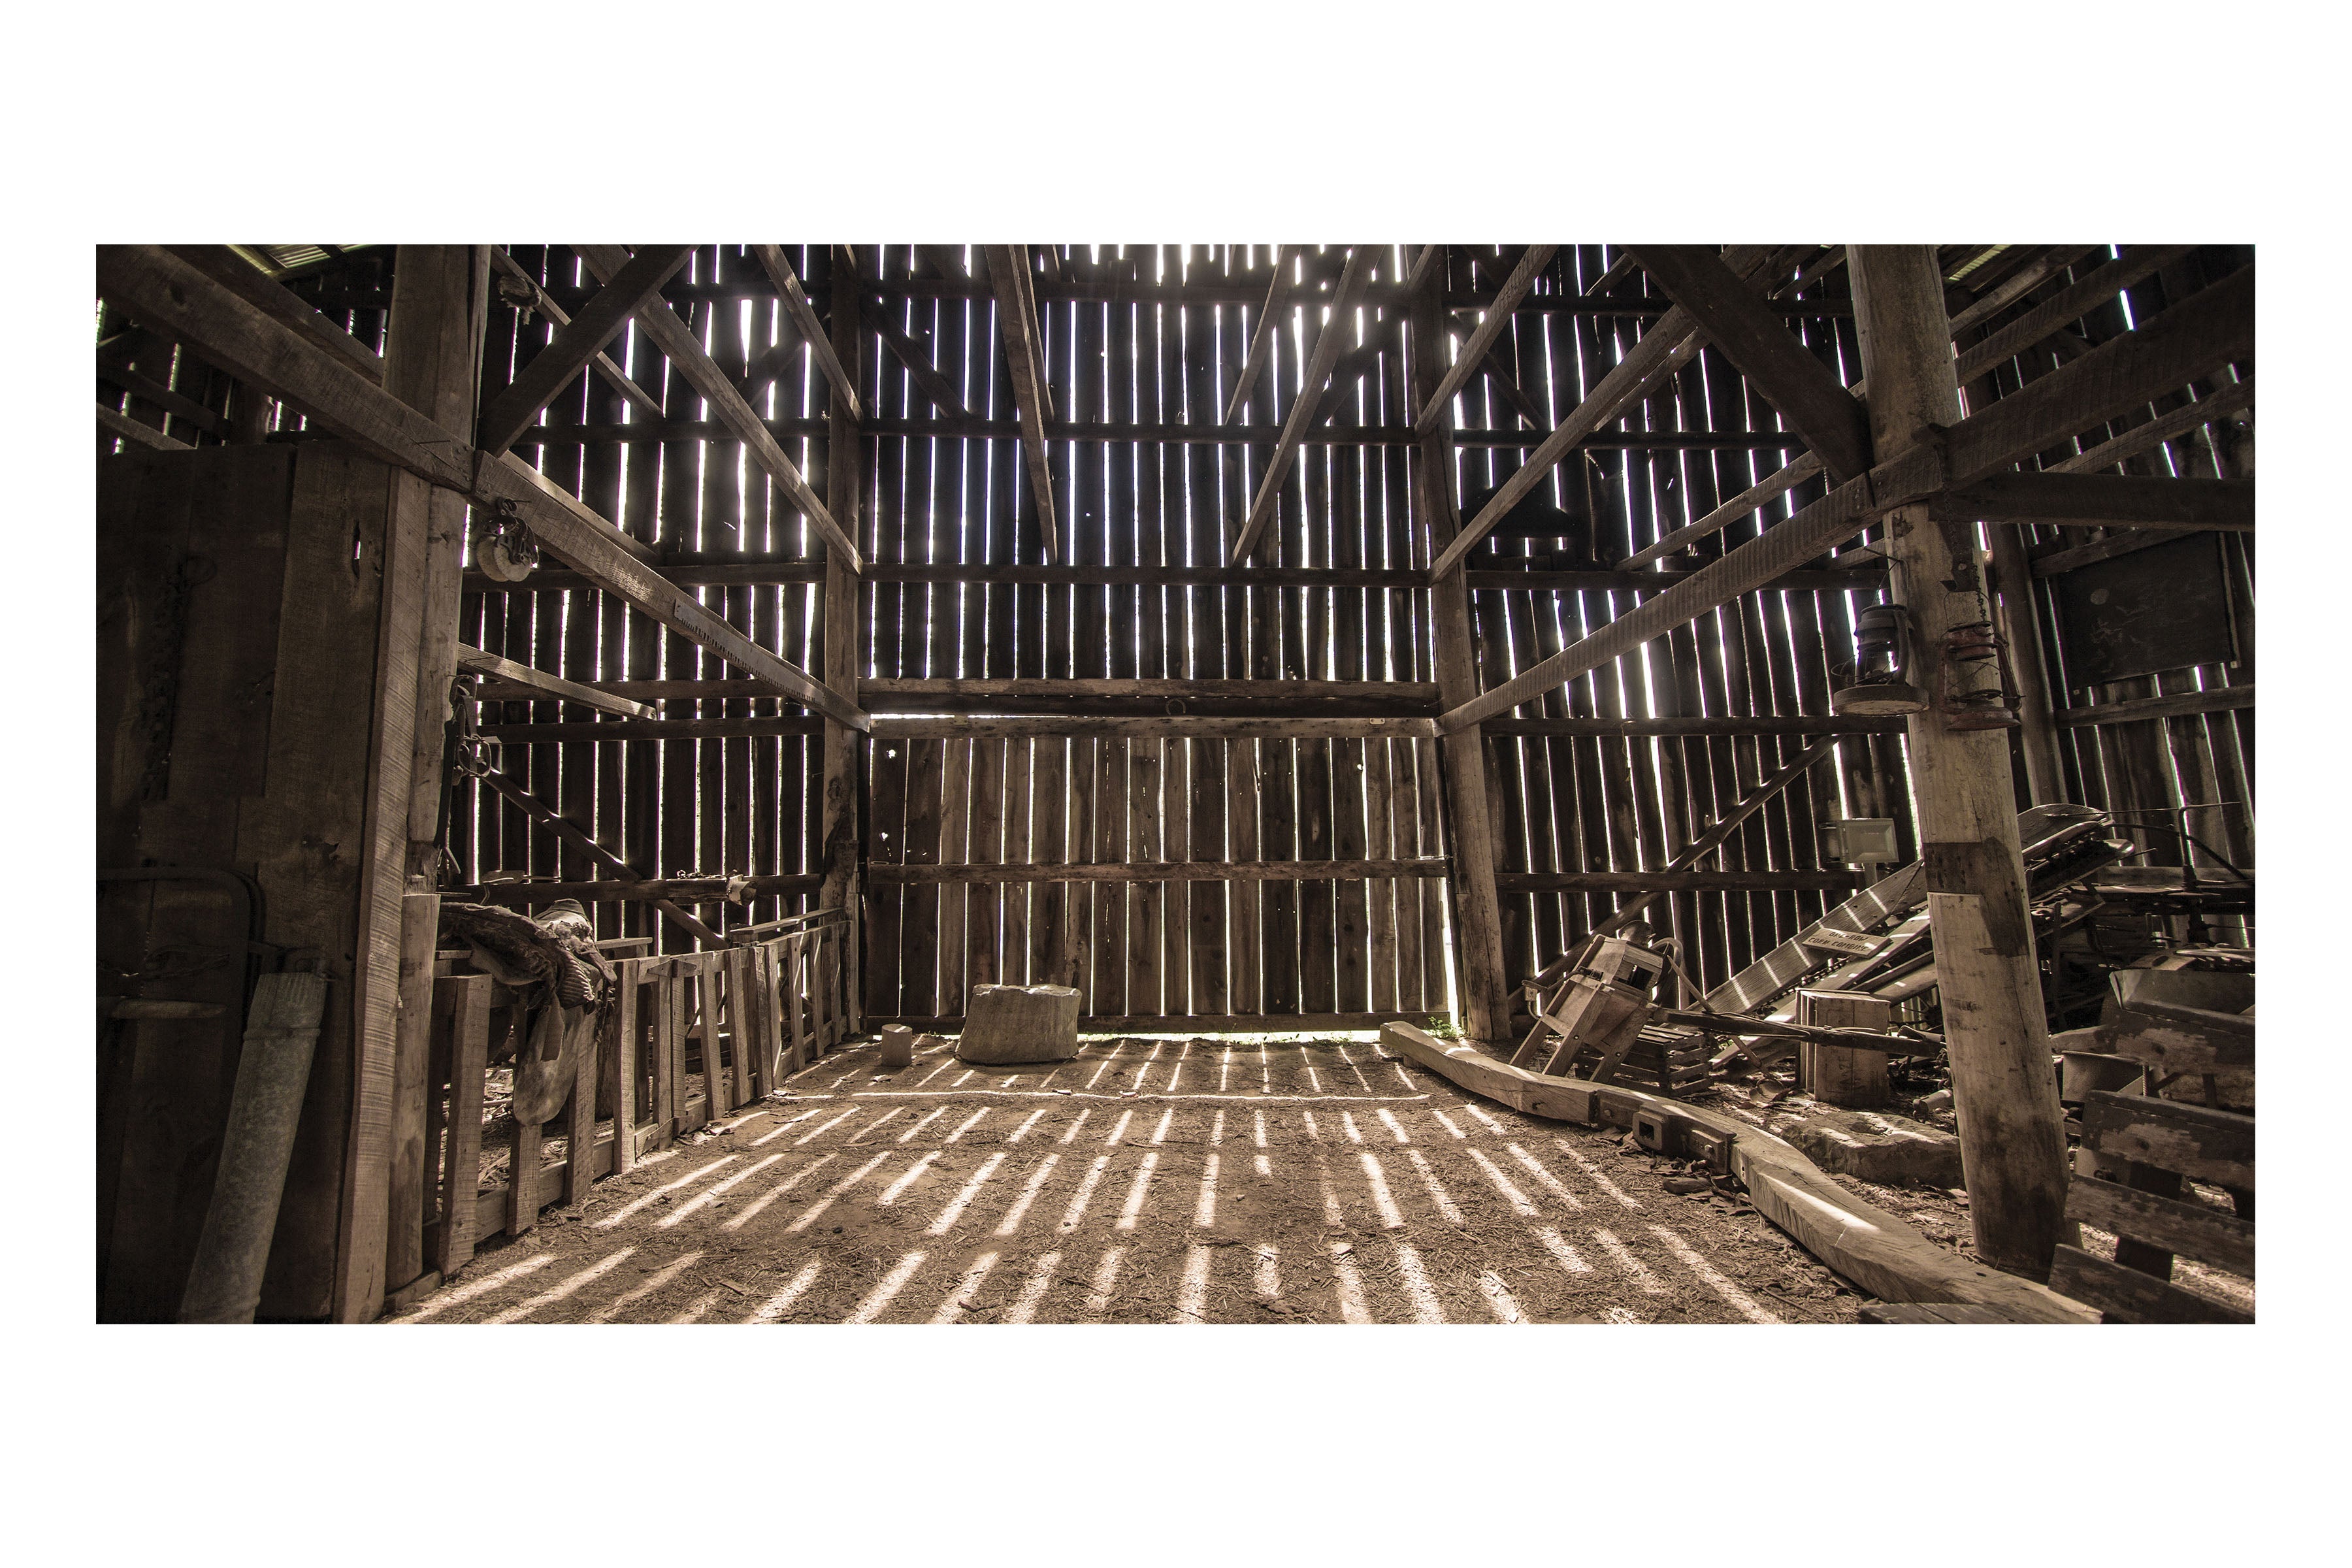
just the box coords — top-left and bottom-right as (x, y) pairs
(384, 889), (440, 1293)
(1848, 245), (2070, 1282)
(819, 248), (865, 1032)
(430, 975), (493, 1278)
(1409, 262), (1512, 1044)
(334, 245), (486, 1324)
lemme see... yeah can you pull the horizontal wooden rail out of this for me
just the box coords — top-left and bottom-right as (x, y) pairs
(868, 859), (1449, 885)
(497, 416), (1805, 451)
(1494, 869), (1862, 893)
(870, 716), (1439, 740)
(455, 874), (823, 905)
(470, 561), (1883, 596)
(872, 1013), (1428, 1034)
(2053, 684), (2253, 728)
(1480, 715), (1907, 737)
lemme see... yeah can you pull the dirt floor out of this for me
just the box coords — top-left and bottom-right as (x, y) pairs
(387, 1033), (1869, 1325)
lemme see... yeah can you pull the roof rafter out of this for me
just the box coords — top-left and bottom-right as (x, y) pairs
(1228, 245), (1378, 564)
(983, 244), (1061, 561)
(476, 245), (691, 457)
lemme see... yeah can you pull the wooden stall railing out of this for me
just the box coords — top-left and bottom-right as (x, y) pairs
(397, 912), (852, 1296)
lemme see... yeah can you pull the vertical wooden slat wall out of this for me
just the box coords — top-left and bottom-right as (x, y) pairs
(301, 239), (2247, 1032)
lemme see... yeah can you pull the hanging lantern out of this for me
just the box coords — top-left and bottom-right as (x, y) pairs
(1831, 604), (1927, 715)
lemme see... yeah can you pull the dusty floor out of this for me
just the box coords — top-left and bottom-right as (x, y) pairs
(389, 1034), (1864, 1325)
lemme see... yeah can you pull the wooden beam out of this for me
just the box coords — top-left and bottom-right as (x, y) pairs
(1943, 263), (2254, 483)
(1953, 244), (2198, 383)
(1230, 246), (1377, 563)
(1935, 473), (2252, 532)
(2053, 374), (2253, 475)
(860, 293), (970, 417)
(1619, 451), (1824, 568)
(983, 245), (1061, 561)
(161, 244), (385, 384)
(1413, 244), (1556, 433)
(1849, 244), (2068, 1284)
(487, 249), (662, 418)
(1437, 263), (2257, 734)
(1624, 245), (1874, 482)
(476, 246), (692, 456)
(496, 414), (1798, 451)
(93, 244), (868, 732)
(572, 244), (861, 570)
(1223, 245), (1288, 423)
(1482, 714), (1906, 737)
(1496, 869), (1857, 894)
(2053, 683), (2253, 728)
(869, 859), (1449, 885)
(97, 402), (191, 451)
(469, 766), (725, 945)
(1429, 244), (1775, 579)
(749, 244), (860, 419)
(872, 715), (1437, 740)
(457, 645), (659, 717)
(1948, 244), (2101, 336)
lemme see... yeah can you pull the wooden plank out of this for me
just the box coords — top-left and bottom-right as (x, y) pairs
(573, 245), (861, 570)
(1429, 245), (1776, 580)
(385, 890), (440, 1292)
(1230, 247), (1377, 564)
(1413, 245), (1558, 434)
(161, 244), (385, 383)
(487, 248), (662, 417)
(866, 857), (1450, 884)
(1953, 244), (2199, 383)
(1937, 473), (2252, 532)
(2048, 1243), (2251, 1324)
(1222, 245), (1288, 423)
(607, 962), (640, 1177)
(1620, 452), (1823, 568)
(983, 245), (1061, 561)
(97, 402), (193, 451)
(748, 244), (860, 419)
(1624, 246), (1873, 482)
(2054, 374), (2254, 475)
(563, 996), (600, 1206)
(476, 246), (693, 455)
(873, 715), (1437, 740)
(2055, 685), (2255, 728)
(458, 645), (659, 718)
(2065, 1171), (2254, 1279)
(507, 1113), (540, 1237)
(429, 976), (493, 1277)
(2083, 1089), (2253, 1190)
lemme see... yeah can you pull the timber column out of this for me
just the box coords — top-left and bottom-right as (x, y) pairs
(819, 246), (864, 1030)
(1408, 253), (1512, 1045)
(1847, 246), (2070, 1279)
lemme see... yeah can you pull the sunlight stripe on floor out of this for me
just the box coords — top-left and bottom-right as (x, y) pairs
(1330, 1242), (1372, 1323)
(1377, 1109), (1412, 1143)
(753, 1107), (823, 1147)
(1404, 1149), (1464, 1225)
(587, 1251), (702, 1323)
(1465, 1149), (1540, 1217)
(668, 1288), (723, 1324)
(1505, 1144), (1585, 1211)
(793, 1108), (860, 1147)
(594, 1156), (738, 1230)
(1428, 1109), (1466, 1139)
(747, 1258), (824, 1323)
(876, 1151), (940, 1205)
(1057, 1155), (1113, 1232)
(658, 1153), (787, 1228)
(844, 1109), (902, 1145)
(1358, 1152), (1406, 1229)
(1115, 1152), (1160, 1230)
(1533, 1226), (1593, 1275)
(1650, 1224), (1780, 1323)
(845, 1252), (928, 1323)
(1254, 1243), (1281, 1301)
(1005, 1108), (1048, 1143)
(1554, 1139), (1644, 1211)
(931, 1253), (1001, 1324)
(722, 1153), (838, 1231)
(1592, 1228), (1669, 1296)
(943, 1109), (992, 1143)
(1081, 1247), (1124, 1319)
(924, 1152), (1010, 1235)
(1057, 1108), (1094, 1144)
(1394, 1242), (1445, 1322)
(1173, 1245), (1214, 1322)
(395, 1252), (553, 1322)
(1004, 1251), (1063, 1324)
(1477, 1271), (1526, 1324)
(1194, 1152), (1221, 1228)
(895, 1107), (948, 1143)
(992, 1154), (1062, 1237)
(783, 1152), (894, 1233)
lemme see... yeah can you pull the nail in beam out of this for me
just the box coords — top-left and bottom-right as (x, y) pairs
(1848, 243), (2070, 1282)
